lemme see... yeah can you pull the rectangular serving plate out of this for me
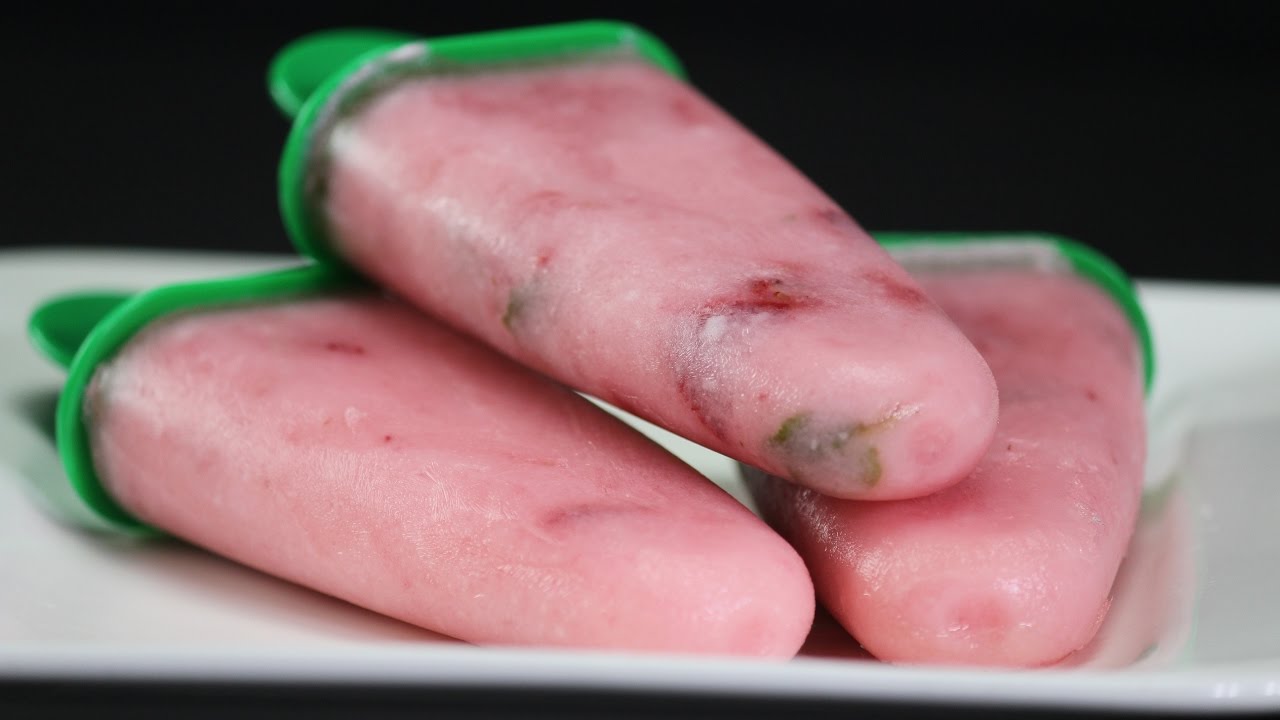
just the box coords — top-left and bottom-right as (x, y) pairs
(1, 248), (1278, 713)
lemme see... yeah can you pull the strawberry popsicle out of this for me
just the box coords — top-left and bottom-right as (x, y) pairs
(279, 25), (999, 500)
(73, 284), (814, 655)
(745, 266), (1147, 666)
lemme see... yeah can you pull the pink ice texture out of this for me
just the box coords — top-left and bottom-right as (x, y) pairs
(319, 56), (998, 500)
(88, 295), (815, 656)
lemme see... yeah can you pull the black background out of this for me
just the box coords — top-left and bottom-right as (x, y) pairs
(8, 1), (1279, 285)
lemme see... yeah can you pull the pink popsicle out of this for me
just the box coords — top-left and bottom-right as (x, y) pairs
(745, 270), (1146, 666)
(86, 293), (815, 656)
(313, 55), (998, 500)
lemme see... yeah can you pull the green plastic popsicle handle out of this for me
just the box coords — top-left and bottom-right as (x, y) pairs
(270, 20), (686, 268)
(876, 232), (1156, 393)
(26, 265), (360, 532)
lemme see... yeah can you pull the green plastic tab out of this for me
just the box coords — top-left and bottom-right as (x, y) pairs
(875, 232), (1156, 392)
(28, 292), (132, 370)
(272, 20), (685, 268)
(26, 265), (361, 532)
(269, 28), (417, 118)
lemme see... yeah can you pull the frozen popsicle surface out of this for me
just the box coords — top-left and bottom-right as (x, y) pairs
(284, 34), (998, 500)
(81, 291), (815, 656)
(746, 268), (1147, 666)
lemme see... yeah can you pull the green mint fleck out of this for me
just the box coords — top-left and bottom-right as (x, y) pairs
(854, 415), (896, 437)
(769, 413), (811, 447)
(501, 288), (527, 331)
(829, 416), (892, 451)
(861, 446), (882, 487)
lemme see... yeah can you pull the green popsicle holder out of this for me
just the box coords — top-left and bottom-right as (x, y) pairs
(269, 20), (686, 269)
(26, 264), (360, 534)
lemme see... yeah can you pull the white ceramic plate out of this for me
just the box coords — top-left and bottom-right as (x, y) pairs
(2, 248), (1278, 713)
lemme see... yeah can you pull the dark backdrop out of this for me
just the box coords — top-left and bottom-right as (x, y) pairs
(9, 1), (1279, 283)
